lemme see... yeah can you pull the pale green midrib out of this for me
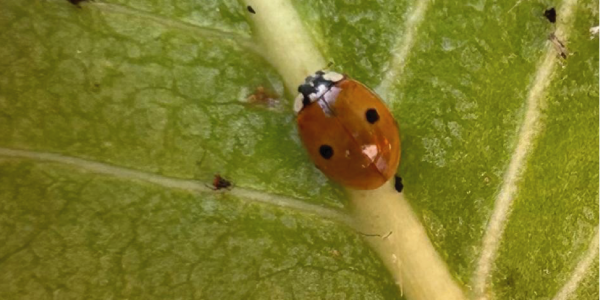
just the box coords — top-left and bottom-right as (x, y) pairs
(551, 226), (600, 300)
(242, 0), (327, 94)
(471, 0), (583, 298)
(241, 1), (465, 299)
(0, 147), (352, 226)
(349, 185), (466, 300)
(81, 1), (262, 56)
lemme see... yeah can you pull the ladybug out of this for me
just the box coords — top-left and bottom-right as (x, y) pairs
(294, 71), (401, 190)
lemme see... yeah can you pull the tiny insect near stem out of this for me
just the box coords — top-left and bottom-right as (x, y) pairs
(206, 174), (233, 191)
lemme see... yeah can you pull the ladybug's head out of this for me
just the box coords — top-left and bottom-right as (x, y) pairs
(293, 71), (345, 114)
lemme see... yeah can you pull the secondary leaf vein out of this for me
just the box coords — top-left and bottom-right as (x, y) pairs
(0, 147), (351, 225)
(471, 0), (579, 297)
(375, 0), (430, 101)
(551, 226), (600, 300)
(87, 2), (261, 55)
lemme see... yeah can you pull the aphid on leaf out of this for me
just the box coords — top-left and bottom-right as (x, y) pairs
(394, 175), (404, 193)
(246, 86), (280, 109)
(247, 5), (256, 14)
(544, 7), (556, 23)
(207, 174), (233, 191)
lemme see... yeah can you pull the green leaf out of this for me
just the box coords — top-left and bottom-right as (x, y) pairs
(0, 0), (597, 299)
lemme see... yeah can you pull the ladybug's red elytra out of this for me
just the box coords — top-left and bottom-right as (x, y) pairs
(294, 71), (401, 190)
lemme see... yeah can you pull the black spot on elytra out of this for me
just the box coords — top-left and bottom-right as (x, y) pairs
(544, 7), (556, 23)
(319, 145), (334, 159)
(394, 176), (404, 193)
(247, 5), (256, 14)
(366, 108), (379, 124)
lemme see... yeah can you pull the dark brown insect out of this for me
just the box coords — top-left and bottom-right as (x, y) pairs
(247, 5), (256, 14)
(544, 7), (556, 23)
(246, 86), (280, 108)
(208, 174), (233, 191)
(394, 175), (404, 193)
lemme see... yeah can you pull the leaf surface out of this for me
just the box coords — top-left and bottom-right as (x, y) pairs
(0, 0), (597, 299)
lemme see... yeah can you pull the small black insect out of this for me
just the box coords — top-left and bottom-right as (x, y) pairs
(208, 174), (233, 191)
(544, 7), (556, 23)
(394, 175), (404, 193)
(68, 0), (88, 7)
(247, 5), (256, 14)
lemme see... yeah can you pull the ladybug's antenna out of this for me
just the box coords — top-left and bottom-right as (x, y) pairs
(357, 231), (393, 239)
(318, 61), (334, 72)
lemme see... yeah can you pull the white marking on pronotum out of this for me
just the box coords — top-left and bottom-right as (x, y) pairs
(293, 94), (305, 113)
(0, 147), (351, 225)
(551, 226), (599, 300)
(376, 0), (430, 99)
(322, 71), (344, 82)
(472, 0), (578, 298)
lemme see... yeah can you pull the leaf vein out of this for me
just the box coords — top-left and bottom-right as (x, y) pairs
(88, 2), (261, 55)
(0, 147), (352, 226)
(471, 0), (580, 296)
(551, 226), (600, 300)
(375, 0), (431, 101)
